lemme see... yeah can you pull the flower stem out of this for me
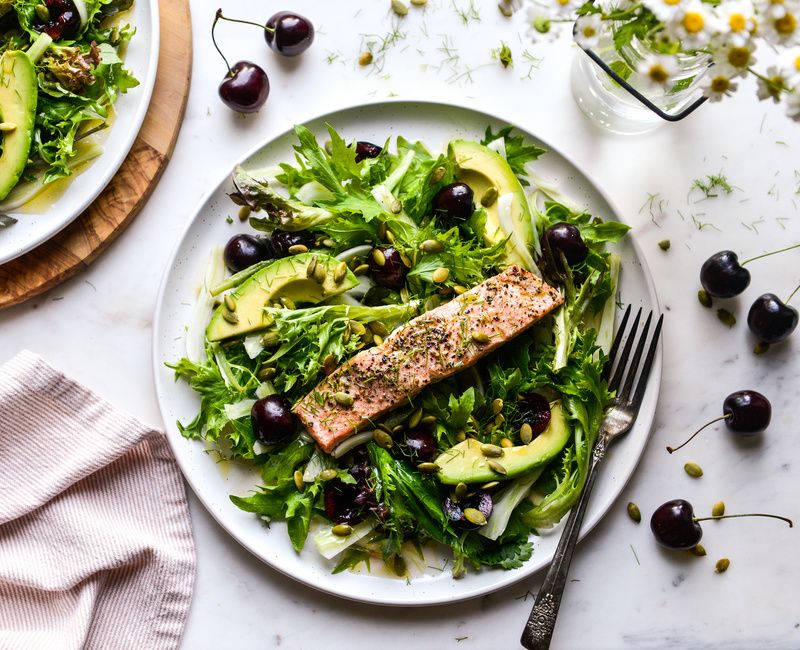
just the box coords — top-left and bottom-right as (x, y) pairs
(786, 282), (800, 305)
(741, 242), (800, 266)
(666, 414), (728, 454)
(211, 9), (232, 77)
(695, 513), (793, 527)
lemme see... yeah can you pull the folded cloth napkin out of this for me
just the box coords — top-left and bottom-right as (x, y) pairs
(0, 351), (196, 650)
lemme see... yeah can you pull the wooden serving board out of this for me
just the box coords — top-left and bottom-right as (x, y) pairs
(0, 0), (192, 309)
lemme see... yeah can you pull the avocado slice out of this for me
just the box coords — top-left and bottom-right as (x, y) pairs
(449, 140), (537, 271)
(435, 402), (570, 485)
(206, 253), (358, 341)
(0, 50), (38, 201)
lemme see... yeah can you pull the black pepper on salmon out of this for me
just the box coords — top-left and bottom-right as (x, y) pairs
(294, 266), (564, 453)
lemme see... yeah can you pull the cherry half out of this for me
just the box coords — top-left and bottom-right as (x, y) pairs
(355, 141), (383, 163)
(650, 499), (792, 551)
(35, 0), (82, 40)
(666, 390), (771, 453)
(518, 392), (552, 437)
(747, 292), (798, 346)
(265, 11), (315, 57)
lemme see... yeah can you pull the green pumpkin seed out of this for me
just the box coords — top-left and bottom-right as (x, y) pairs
(684, 462), (704, 478)
(373, 334), (384, 346)
(260, 331), (280, 348)
(500, 438), (513, 448)
(753, 341), (770, 354)
(455, 430), (467, 442)
(487, 459), (507, 475)
(520, 423), (533, 444)
(712, 501), (725, 517)
(390, 200), (402, 215)
(280, 296), (296, 310)
(342, 324), (352, 345)
(224, 294), (237, 312)
(358, 51), (373, 66)
(34, 4), (49, 21)
(420, 239), (444, 254)
(319, 469), (338, 482)
(464, 508), (487, 526)
(288, 244), (308, 255)
(453, 285), (467, 295)
(400, 287), (411, 303)
(222, 310), (238, 324)
(293, 470), (305, 491)
(491, 398), (504, 415)
(353, 263), (370, 276)
(627, 502), (642, 523)
(349, 320), (367, 336)
(420, 414), (437, 428)
(494, 414), (505, 427)
(391, 0), (409, 16)
(306, 256), (318, 279)
(658, 239), (671, 251)
(471, 331), (490, 345)
(322, 354), (337, 374)
(430, 166), (446, 185)
(498, 1), (513, 16)
(481, 444), (503, 458)
(373, 430), (394, 449)
(370, 321), (389, 337)
(717, 308), (736, 327)
(372, 248), (386, 267)
(454, 482), (468, 500)
(416, 462), (439, 474)
(407, 408), (423, 428)
(334, 391), (355, 407)
(410, 0), (427, 4)
(322, 238), (335, 248)
(334, 261), (348, 284)
(481, 481), (500, 490)
(257, 366), (276, 381)
(313, 264), (327, 284)
(480, 186), (498, 207)
(432, 267), (450, 283)
(238, 205), (251, 221)
(332, 524), (353, 537)
(399, 251), (412, 268)
(690, 543), (707, 556)
(715, 558), (730, 573)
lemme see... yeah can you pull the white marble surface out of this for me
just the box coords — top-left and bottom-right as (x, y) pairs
(2, 1), (799, 648)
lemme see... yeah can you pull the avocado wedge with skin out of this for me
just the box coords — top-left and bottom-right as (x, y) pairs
(207, 253), (358, 341)
(435, 402), (570, 485)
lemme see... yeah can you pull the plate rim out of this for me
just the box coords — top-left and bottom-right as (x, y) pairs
(0, 0), (161, 265)
(152, 97), (663, 606)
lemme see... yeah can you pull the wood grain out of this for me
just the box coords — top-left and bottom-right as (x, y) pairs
(0, 0), (192, 309)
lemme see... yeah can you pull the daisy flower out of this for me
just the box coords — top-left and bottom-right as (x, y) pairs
(526, 3), (558, 42)
(716, 1), (758, 45)
(756, 65), (789, 102)
(760, 2), (799, 44)
(785, 90), (800, 120)
(637, 53), (679, 88)
(644, 0), (685, 23)
(574, 14), (604, 49)
(700, 65), (740, 101)
(669, 1), (715, 48)
(714, 42), (757, 76)
(552, 0), (581, 17)
(755, 0), (791, 21)
(779, 46), (800, 82)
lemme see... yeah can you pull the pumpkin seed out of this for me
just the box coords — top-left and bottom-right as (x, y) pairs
(697, 289), (713, 308)
(372, 248), (386, 267)
(454, 482), (468, 500)
(453, 285), (467, 295)
(417, 462), (439, 474)
(332, 524), (353, 537)
(480, 186), (498, 207)
(390, 200), (402, 215)
(373, 429), (394, 449)
(306, 256), (318, 279)
(471, 331), (490, 345)
(410, 0), (427, 4)
(487, 459), (507, 475)
(322, 238), (335, 248)
(712, 501), (725, 517)
(684, 462), (704, 478)
(288, 244), (308, 255)
(400, 286), (411, 303)
(500, 438), (513, 448)
(373, 334), (384, 346)
(319, 469), (338, 482)
(370, 321), (389, 337)
(34, 4), (49, 21)
(690, 544), (707, 556)
(494, 414), (505, 427)
(716, 308), (736, 327)
(658, 239), (671, 251)
(520, 423), (533, 444)
(407, 408), (423, 429)
(353, 263), (370, 276)
(324, 139), (333, 155)
(260, 331), (280, 348)
(224, 294), (237, 312)
(399, 251), (412, 268)
(334, 261), (348, 284)
(257, 366), (276, 381)
(420, 239), (444, 253)
(491, 398), (504, 415)
(377, 222), (388, 240)
(293, 470), (305, 491)
(342, 324), (351, 345)
(627, 502), (641, 523)
(334, 391), (355, 407)
(715, 558), (730, 573)
(313, 264), (327, 284)
(238, 205), (251, 221)
(455, 430), (466, 442)
(222, 310), (238, 324)
(420, 414), (437, 428)
(378, 423), (393, 434)
(481, 481), (500, 490)
(481, 443), (503, 458)
(358, 51), (373, 66)
(391, 0), (408, 16)
(322, 354), (337, 374)
(498, 0), (513, 16)
(280, 296), (296, 310)
(464, 508), (487, 526)
(349, 320), (367, 336)
(753, 341), (770, 355)
(432, 267), (450, 283)
(392, 424), (405, 434)
(430, 166), (446, 185)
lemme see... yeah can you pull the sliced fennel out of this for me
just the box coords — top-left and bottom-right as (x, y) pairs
(186, 247), (226, 363)
(295, 180), (335, 204)
(243, 335), (264, 360)
(335, 244), (373, 263)
(595, 253), (620, 355)
(224, 399), (256, 420)
(479, 468), (545, 540)
(255, 381), (276, 399)
(303, 449), (337, 481)
(485, 137), (507, 160)
(314, 518), (376, 560)
(330, 430), (375, 458)
(526, 170), (584, 214)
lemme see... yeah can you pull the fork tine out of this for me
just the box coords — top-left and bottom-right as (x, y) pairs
(630, 314), (664, 410)
(602, 304), (632, 381)
(608, 308), (641, 394)
(617, 312), (652, 403)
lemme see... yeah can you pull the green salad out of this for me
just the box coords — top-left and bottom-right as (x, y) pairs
(0, 0), (138, 212)
(170, 124), (629, 578)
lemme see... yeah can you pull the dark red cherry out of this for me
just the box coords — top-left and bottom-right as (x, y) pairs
(251, 395), (296, 444)
(442, 491), (493, 531)
(518, 393), (552, 437)
(403, 429), (437, 462)
(265, 12), (314, 57)
(368, 246), (408, 289)
(355, 141), (383, 162)
(223, 234), (272, 272)
(432, 182), (475, 224)
(650, 499), (702, 550)
(723, 390), (771, 434)
(323, 480), (368, 525)
(218, 61), (269, 113)
(36, 0), (81, 40)
(267, 230), (315, 258)
(700, 250), (751, 298)
(747, 293), (798, 344)
(544, 223), (589, 266)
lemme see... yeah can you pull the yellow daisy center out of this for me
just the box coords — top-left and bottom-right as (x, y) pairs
(729, 13), (747, 31)
(649, 64), (670, 84)
(683, 12), (705, 33)
(794, 55), (800, 71)
(664, 0), (681, 5)
(775, 12), (796, 34)
(582, 25), (597, 37)
(711, 76), (731, 93)
(557, 0), (570, 6)
(727, 47), (751, 67)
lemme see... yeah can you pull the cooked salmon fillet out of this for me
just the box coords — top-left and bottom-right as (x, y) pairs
(294, 266), (563, 453)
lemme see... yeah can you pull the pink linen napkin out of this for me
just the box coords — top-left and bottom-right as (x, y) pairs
(0, 351), (196, 650)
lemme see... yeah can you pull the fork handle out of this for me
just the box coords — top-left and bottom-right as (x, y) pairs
(520, 434), (609, 650)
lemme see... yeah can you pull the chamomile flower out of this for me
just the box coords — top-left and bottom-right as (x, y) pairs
(716, 1), (758, 46)
(552, 0), (581, 17)
(755, 0), (791, 21)
(644, 0), (685, 23)
(714, 41), (757, 76)
(700, 65), (740, 101)
(760, 2), (799, 44)
(785, 89), (800, 120)
(756, 65), (789, 102)
(669, 1), (715, 48)
(637, 53), (679, 88)
(526, 2), (559, 42)
(779, 46), (800, 82)
(595, 0), (634, 12)
(574, 14), (604, 49)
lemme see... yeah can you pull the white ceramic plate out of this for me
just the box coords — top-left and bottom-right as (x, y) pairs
(0, 0), (160, 265)
(153, 100), (662, 606)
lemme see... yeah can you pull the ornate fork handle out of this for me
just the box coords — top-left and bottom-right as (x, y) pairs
(520, 433), (609, 650)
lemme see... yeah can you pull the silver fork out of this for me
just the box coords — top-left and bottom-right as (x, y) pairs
(520, 306), (663, 650)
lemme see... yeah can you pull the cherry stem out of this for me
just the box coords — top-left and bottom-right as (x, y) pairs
(694, 513), (794, 527)
(666, 414), (729, 454)
(786, 282), (800, 305)
(211, 9), (232, 77)
(215, 11), (275, 34)
(741, 242), (800, 266)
